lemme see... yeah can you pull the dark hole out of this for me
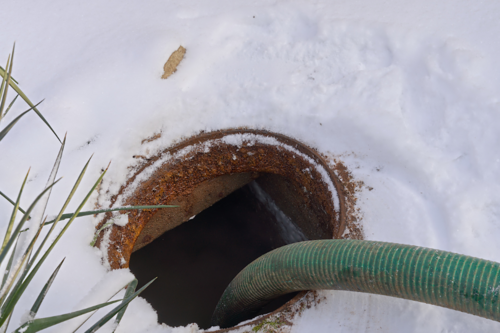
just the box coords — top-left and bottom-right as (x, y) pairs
(129, 181), (307, 329)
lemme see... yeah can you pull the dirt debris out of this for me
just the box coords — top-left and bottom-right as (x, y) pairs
(326, 156), (364, 240)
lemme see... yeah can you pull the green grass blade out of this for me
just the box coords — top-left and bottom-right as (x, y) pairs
(0, 190), (26, 215)
(27, 136), (66, 267)
(0, 178), (60, 268)
(0, 109), (29, 142)
(19, 204), (179, 234)
(0, 45), (14, 119)
(45, 204), (178, 226)
(0, 220), (44, 308)
(0, 217), (49, 311)
(0, 313), (12, 333)
(1, 236), (19, 290)
(0, 55), (10, 121)
(27, 216), (58, 268)
(0, 67), (60, 143)
(0, 66), (17, 84)
(38, 155), (92, 234)
(11, 300), (121, 333)
(0, 100), (43, 142)
(0, 159), (100, 326)
(3, 94), (18, 117)
(111, 279), (138, 333)
(69, 280), (132, 333)
(28, 156), (94, 267)
(0, 190), (27, 217)
(30, 135), (65, 228)
(29, 258), (65, 319)
(84, 278), (156, 333)
(41, 162), (108, 256)
(2, 169), (29, 251)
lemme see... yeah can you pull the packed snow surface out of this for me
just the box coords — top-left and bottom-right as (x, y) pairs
(2, 0), (500, 332)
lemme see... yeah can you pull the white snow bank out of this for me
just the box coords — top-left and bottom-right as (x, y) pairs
(1, 0), (500, 332)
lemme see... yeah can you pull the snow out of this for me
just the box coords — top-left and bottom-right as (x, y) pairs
(1, 0), (500, 332)
(52, 269), (134, 333)
(112, 214), (129, 227)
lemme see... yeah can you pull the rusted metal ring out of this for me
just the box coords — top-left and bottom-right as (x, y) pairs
(95, 129), (346, 270)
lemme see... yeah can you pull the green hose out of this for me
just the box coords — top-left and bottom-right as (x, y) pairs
(211, 240), (500, 328)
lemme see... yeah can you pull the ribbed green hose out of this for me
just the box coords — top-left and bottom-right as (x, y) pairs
(211, 240), (500, 328)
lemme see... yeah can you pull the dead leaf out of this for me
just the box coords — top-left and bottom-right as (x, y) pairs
(162, 46), (186, 79)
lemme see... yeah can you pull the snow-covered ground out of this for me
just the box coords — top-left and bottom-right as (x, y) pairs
(2, 0), (500, 332)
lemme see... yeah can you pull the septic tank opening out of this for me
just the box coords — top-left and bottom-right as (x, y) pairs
(129, 180), (305, 329)
(95, 129), (350, 329)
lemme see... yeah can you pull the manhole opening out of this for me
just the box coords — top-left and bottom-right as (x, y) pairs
(129, 176), (317, 328)
(95, 129), (347, 330)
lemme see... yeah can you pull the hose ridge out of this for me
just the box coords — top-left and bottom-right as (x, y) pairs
(211, 240), (500, 328)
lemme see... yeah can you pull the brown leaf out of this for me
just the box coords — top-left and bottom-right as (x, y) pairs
(161, 46), (186, 79)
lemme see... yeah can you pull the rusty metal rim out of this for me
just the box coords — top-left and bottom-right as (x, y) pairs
(107, 128), (346, 234)
(95, 128), (347, 330)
